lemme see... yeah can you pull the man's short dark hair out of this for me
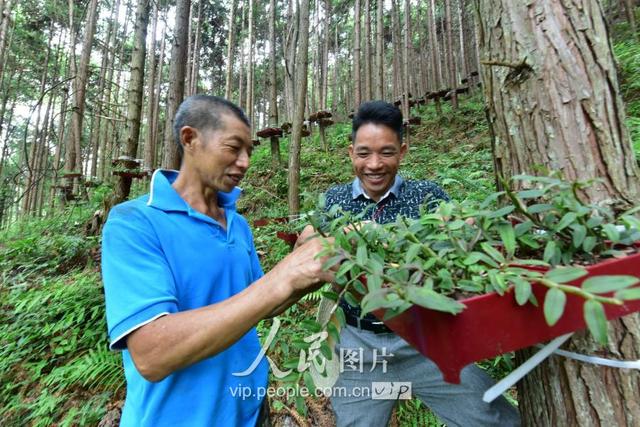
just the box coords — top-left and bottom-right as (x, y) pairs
(173, 95), (250, 155)
(351, 100), (403, 143)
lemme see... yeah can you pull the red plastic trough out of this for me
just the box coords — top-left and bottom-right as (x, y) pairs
(375, 252), (640, 383)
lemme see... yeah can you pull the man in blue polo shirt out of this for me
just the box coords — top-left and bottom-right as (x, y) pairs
(101, 95), (334, 426)
(302, 101), (520, 426)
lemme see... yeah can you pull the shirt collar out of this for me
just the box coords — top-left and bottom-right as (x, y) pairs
(351, 175), (403, 202)
(146, 169), (242, 212)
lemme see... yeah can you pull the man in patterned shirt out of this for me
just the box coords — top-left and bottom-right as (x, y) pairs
(303, 101), (520, 426)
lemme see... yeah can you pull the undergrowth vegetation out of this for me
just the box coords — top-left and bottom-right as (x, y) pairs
(0, 21), (638, 426)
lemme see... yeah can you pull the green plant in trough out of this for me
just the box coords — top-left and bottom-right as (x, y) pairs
(309, 174), (640, 345)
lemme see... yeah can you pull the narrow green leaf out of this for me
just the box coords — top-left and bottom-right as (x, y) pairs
(366, 274), (383, 292)
(320, 341), (333, 360)
(295, 394), (307, 417)
(326, 322), (341, 344)
(343, 291), (359, 307)
(556, 212), (577, 231)
(513, 278), (532, 306)
(463, 252), (484, 266)
(361, 289), (389, 314)
(517, 189), (545, 199)
(544, 266), (588, 284)
(322, 255), (344, 271)
(528, 204), (554, 214)
(406, 285), (466, 314)
(582, 236), (597, 252)
(581, 275), (640, 294)
(543, 288), (566, 326)
(303, 371), (316, 393)
(514, 220), (534, 236)
(602, 224), (621, 242)
(481, 242), (505, 264)
(584, 300), (608, 345)
(356, 243), (368, 265)
(498, 223), (516, 258)
(336, 260), (355, 279)
(586, 216), (603, 228)
(321, 290), (339, 301)
(543, 241), (556, 263)
(571, 224), (587, 248)
(334, 307), (346, 327)
(487, 205), (515, 219)
(615, 288), (640, 300)
(480, 191), (506, 209)
(405, 243), (421, 263)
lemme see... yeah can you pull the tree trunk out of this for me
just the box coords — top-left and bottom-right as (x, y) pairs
(288, 0), (310, 215)
(376, 0), (385, 100)
(188, 0), (203, 96)
(321, 0), (330, 110)
(445, 0), (458, 108)
(476, 1), (640, 424)
(245, 0), (254, 131)
(283, 0), (298, 122)
(353, 0), (362, 108)
(65, 0), (99, 192)
(402, 0), (410, 119)
(268, 0), (280, 166)
(391, 0), (401, 101)
(224, 0), (237, 100)
(0, 0), (13, 87)
(238, 0), (247, 109)
(428, 0), (442, 114)
(143, 0), (159, 171)
(364, 0), (372, 102)
(457, 0), (468, 83)
(622, 0), (638, 41)
(162, 0), (191, 170)
(114, 0), (149, 203)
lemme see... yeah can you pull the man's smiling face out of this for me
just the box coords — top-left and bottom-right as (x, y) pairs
(348, 123), (407, 202)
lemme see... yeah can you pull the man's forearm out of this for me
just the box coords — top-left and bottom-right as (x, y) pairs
(127, 271), (292, 382)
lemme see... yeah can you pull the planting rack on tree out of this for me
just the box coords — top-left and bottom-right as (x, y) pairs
(374, 252), (640, 384)
(112, 156), (147, 179)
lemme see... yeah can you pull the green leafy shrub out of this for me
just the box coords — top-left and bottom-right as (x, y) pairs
(313, 174), (640, 344)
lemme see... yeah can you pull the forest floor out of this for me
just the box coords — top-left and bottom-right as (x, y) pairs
(0, 21), (639, 427)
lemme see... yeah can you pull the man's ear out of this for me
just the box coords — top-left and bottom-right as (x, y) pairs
(348, 144), (355, 161)
(399, 142), (408, 160)
(180, 126), (199, 153)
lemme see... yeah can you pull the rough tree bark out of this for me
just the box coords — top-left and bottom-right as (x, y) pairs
(364, 0), (372, 101)
(245, 0), (254, 127)
(445, 0), (458, 108)
(402, 0), (410, 119)
(476, 1), (640, 425)
(224, 0), (237, 100)
(268, 0), (280, 165)
(143, 0), (159, 171)
(65, 0), (99, 186)
(376, 0), (384, 100)
(354, 0), (362, 108)
(114, 0), (149, 204)
(161, 0), (190, 169)
(288, 0), (310, 215)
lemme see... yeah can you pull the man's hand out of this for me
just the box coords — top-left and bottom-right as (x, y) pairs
(271, 234), (336, 297)
(294, 224), (317, 249)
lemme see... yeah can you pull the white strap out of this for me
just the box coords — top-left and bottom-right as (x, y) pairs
(482, 333), (573, 403)
(483, 333), (640, 403)
(544, 346), (640, 370)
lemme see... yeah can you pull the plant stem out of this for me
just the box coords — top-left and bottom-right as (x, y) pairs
(536, 278), (623, 305)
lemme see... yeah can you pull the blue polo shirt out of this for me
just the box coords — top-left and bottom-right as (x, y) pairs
(102, 169), (268, 427)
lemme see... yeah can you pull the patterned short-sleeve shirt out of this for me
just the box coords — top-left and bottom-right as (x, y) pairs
(324, 175), (450, 322)
(324, 175), (450, 225)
